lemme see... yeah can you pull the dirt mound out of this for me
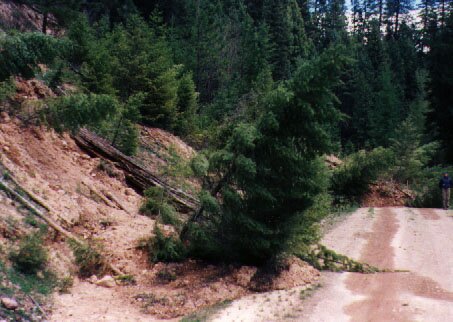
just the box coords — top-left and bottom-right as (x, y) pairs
(249, 257), (321, 292)
(127, 258), (319, 319)
(14, 77), (55, 103)
(361, 181), (415, 207)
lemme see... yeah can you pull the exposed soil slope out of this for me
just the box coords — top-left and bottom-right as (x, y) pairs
(362, 181), (414, 207)
(0, 0), (58, 33)
(0, 113), (320, 320)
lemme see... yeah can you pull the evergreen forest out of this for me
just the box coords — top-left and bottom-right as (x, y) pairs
(1, 0), (452, 265)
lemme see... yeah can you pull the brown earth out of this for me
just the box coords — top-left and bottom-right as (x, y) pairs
(298, 207), (453, 322)
(0, 0), (58, 33)
(214, 207), (453, 321)
(0, 113), (319, 321)
(361, 181), (414, 207)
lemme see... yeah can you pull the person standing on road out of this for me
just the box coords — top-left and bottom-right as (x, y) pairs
(439, 172), (452, 210)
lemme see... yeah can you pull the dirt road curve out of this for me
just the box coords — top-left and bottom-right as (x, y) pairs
(213, 207), (453, 322)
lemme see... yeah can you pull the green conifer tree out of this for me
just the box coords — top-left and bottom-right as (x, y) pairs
(185, 47), (347, 264)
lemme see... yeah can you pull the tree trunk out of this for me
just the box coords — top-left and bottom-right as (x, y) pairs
(42, 11), (48, 34)
(440, 0), (446, 27)
(395, 0), (401, 36)
(73, 129), (199, 212)
(378, 0), (383, 29)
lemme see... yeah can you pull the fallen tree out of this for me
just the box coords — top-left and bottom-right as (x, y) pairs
(73, 128), (199, 212)
(0, 163), (123, 276)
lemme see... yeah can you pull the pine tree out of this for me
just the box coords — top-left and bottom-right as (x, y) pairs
(0, 32), (65, 81)
(174, 72), (198, 136)
(418, 0), (438, 50)
(67, 16), (115, 95)
(390, 71), (438, 183)
(367, 63), (403, 146)
(185, 47), (347, 264)
(428, 11), (453, 161)
(263, 0), (308, 80)
(385, 0), (414, 36)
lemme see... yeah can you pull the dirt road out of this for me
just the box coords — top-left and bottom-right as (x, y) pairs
(213, 207), (453, 322)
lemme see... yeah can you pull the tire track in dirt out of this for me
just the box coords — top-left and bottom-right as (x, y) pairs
(419, 208), (441, 220)
(345, 208), (453, 322)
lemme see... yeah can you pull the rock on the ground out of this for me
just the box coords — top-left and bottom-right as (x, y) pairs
(0, 112), (11, 123)
(1, 297), (19, 310)
(96, 275), (116, 288)
(88, 275), (98, 284)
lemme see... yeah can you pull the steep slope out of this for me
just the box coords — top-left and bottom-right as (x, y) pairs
(0, 77), (319, 320)
(0, 114), (320, 320)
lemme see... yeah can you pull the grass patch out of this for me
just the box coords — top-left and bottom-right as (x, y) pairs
(57, 275), (74, 293)
(180, 300), (232, 322)
(115, 274), (136, 286)
(300, 283), (322, 300)
(8, 268), (57, 295)
(156, 269), (177, 283)
(0, 261), (57, 296)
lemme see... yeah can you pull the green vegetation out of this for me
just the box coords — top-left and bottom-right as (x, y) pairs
(299, 245), (380, 273)
(300, 284), (322, 300)
(9, 233), (48, 275)
(1, 0), (452, 266)
(114, 274), (136, 286)
(331, 148), (395, 202)
(0, 32), (66, 81)
(180, 300), (232, 322)
(68, 239), (107, 277)
(409, 166), (453, 208)
(0, 78), (15, 102)
(140, 187), (181, 227)
(146, 226), (187, 263)
(43, 93), (118, 133)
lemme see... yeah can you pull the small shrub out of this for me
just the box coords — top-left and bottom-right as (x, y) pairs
(141, 187), (181, 227)
(68, 239), (106, 278)
(43, 93), (118, 133)
(140, 187), (167, 216)
(134, 293), (169, 308)
(0, 78), (15, 102)
(147, 226), (186, 263)
(159, 204), (181, 227)
(9, 234), (48, 274)
(115, 274), (136, 285)
(24, 214), (38, 227)
(156, 269), (177, 283)
(97, 159), (117, 178)
(58, 275), (74, 293)
(331, 147), (395, 202)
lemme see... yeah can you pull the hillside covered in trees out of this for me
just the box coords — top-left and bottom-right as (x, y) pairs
(0, 0), (452, 318)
